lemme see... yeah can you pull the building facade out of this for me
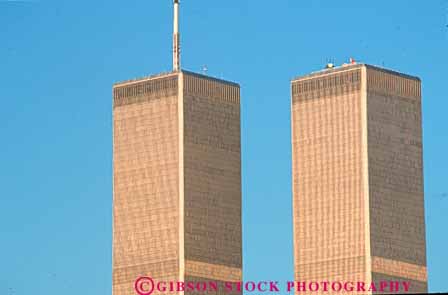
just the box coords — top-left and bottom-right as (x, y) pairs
(113, 71), (242, 295)
(291, 64), (427, 294)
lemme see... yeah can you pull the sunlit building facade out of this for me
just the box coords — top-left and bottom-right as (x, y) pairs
(112, 71), (242, 294)
(291, 63), (427, 294)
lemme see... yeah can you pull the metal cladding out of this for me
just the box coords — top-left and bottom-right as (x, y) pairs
(113, 71), (242, 295)
(291, 64), (427, 294)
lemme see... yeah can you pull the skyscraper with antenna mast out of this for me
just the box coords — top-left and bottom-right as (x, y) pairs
(112, 1), (242, 294)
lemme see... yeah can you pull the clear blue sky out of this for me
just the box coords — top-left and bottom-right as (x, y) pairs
(1, 0), (447, 294)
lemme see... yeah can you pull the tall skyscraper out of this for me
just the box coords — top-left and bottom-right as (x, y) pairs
(112, 2), (242, 294)
(291, 63), (427, 294)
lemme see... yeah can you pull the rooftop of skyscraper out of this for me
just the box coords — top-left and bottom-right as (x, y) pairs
(292, 62), (421, 82)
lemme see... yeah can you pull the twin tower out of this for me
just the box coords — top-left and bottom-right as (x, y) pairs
(112, 2), (427, 295)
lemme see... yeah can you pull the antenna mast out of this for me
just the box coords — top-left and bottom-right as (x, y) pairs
(173, 0), (181, 71)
